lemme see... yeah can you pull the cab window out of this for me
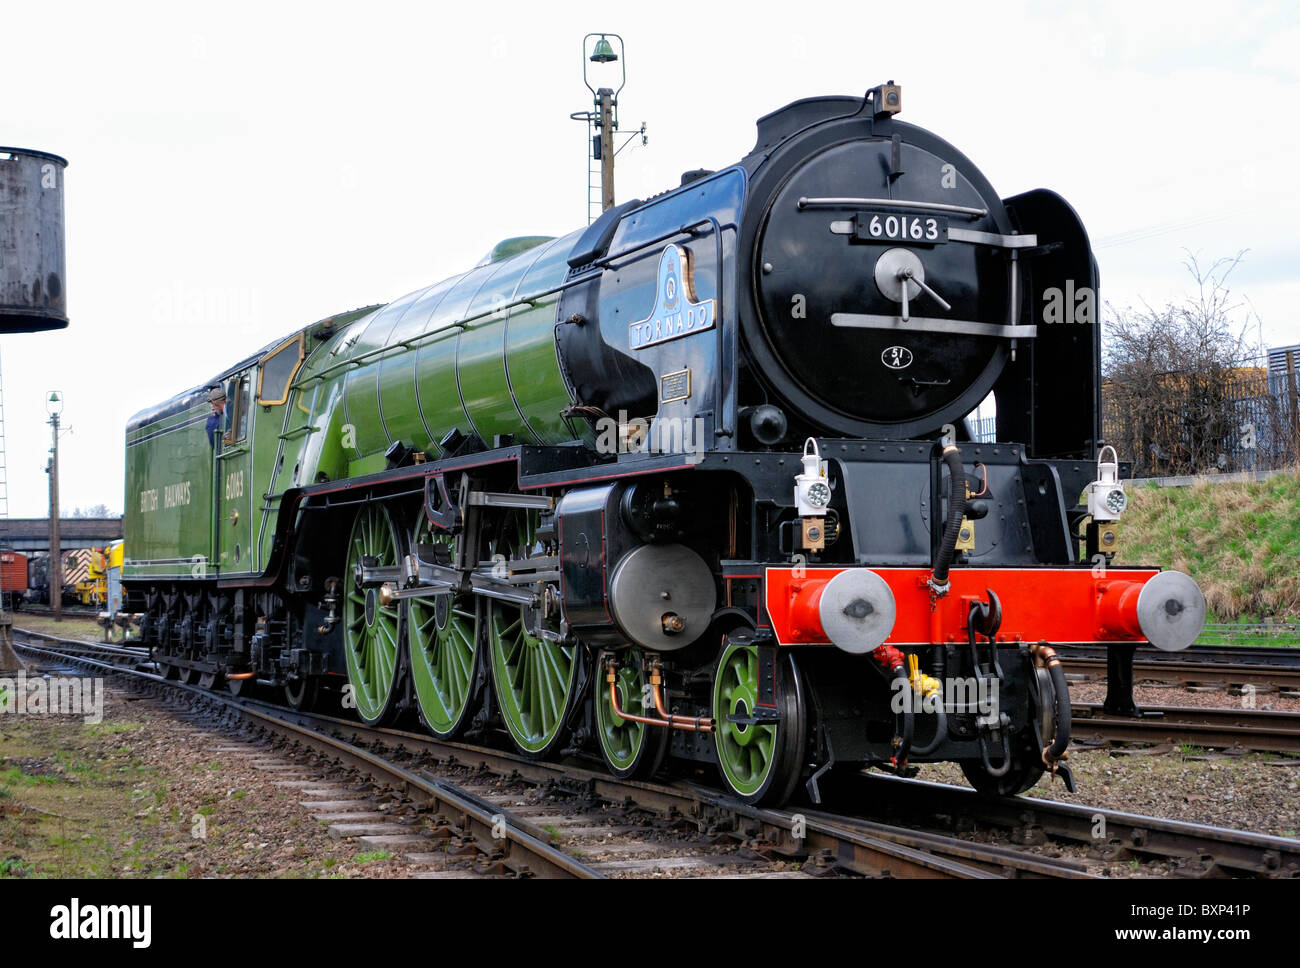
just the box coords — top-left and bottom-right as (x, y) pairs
(224, 373), (251, 445)
(258, 334), (306, 406)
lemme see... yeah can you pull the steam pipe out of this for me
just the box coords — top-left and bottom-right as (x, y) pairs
(650, 664), (715, 732)
(604, 658), (714, 732)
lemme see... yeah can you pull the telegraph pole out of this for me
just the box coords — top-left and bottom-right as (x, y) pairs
(47, 391), (62, 622)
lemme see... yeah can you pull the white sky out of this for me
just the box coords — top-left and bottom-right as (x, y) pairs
(2, 0), (1297, 517)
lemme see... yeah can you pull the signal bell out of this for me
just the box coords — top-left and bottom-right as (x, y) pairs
(590, 36), (618, 63)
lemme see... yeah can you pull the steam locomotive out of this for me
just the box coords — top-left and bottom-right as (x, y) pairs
(123, 83), (1206, 803)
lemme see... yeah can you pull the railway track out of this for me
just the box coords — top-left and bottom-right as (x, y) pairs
(9, 629), (1092, 879)
(1071, 702), (1300, 753)
(8, 603), (103, 619)
(837, 773), (1300, 878)
(1057, 643), (1300, 691)
(12, 627), (1300, 878)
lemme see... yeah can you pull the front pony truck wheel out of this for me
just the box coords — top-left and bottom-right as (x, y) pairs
(595, 648), (668, 780)
(342, 502), (405, 725)
(712, 637), (806, 806)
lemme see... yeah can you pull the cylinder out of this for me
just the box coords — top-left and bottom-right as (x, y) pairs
(0, 147), (69, 333)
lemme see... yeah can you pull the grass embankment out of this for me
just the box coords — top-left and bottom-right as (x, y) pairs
(7, 614), (102, 641)
(1115, 468), (1300, 623)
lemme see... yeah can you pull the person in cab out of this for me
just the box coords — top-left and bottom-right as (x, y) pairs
(206, 386), (229, 447)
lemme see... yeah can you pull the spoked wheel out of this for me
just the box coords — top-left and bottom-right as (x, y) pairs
(712, 638), (807, 806)
(284, 677), (321, 711)
(197, 671), (221, 691)
(226, 674), (258, 698)
(487, 509), (579, 759)
(408, 517), (481, 738)
(595, 649), (669, 780)
(181, 666), (200, 686)
(343, 503), (406, 725)
(155, 594), (188, 680)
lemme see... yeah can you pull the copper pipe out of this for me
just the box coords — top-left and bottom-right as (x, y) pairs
(1028, 642), (1061, 669)
(604, 658), (714, 732)
(608, 679), (678, 730)
(650, 661), (714, 733)
(226, 671), (255, 680)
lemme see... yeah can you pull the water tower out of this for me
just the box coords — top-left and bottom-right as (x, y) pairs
(0, 147), (69, 333)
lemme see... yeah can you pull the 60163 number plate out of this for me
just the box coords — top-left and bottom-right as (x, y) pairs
(854, 211), (948, 244)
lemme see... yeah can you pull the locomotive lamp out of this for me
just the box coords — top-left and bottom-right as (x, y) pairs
(795, 437), (830, 550)
(1086, 446), (1126, 522)
(1086, 445), (1125, 559)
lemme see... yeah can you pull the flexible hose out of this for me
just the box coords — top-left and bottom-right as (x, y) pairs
(910, 696), (948, 756)
(931, 445), (967, 589)
(1045, 661), (1072, 761)
(912, 644), (949, 755)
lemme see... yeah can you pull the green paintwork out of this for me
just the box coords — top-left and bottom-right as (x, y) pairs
(343, 503), (402, 724)
(713, 642), (777, 798)
(125, 222), (583, 581)
(487, 510), (578, 756)
(408, 519), (479, 737)
(216, 366), (255, 573)
(489, 606), (577, 755)
(595, 650), (649, 773)
(121, 399), (214, 579)
(482, 236), (556, 264)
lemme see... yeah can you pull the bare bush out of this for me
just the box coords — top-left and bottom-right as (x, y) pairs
(1102, 252), (1292, 477)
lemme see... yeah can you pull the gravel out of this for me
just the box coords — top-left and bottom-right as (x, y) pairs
(1, 669), (437, 878)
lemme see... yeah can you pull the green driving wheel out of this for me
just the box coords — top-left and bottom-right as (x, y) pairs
(343, 503), (405, 725)
(487, 509), (578, 759)
(408, 516), (481, 738)
(595, 650), (668, 779)
(712, 638), (806, 805)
